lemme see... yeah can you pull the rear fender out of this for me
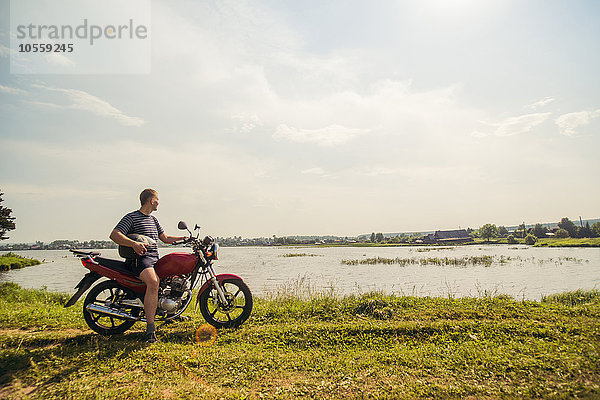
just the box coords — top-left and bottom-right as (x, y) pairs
(196, 273), (245, 301)
(64, 272), (101, 307)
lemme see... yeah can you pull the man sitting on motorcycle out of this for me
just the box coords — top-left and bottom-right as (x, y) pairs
(109, 188), (186, 343)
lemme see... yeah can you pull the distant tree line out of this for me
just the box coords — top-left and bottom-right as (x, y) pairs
(0, 240), (118, 251)
(475, 217), (600, 245)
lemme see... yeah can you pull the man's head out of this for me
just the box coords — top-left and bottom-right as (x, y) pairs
(140, 188), (159, 211)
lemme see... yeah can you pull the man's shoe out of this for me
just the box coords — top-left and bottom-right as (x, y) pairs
(145, 331), (158, 344)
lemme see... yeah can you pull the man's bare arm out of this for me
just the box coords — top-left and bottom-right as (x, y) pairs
(110, 229), (147, 255)
(159, 232), (186, 244)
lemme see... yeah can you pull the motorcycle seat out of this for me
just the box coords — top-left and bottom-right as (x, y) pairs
(95, 257), (136, 276)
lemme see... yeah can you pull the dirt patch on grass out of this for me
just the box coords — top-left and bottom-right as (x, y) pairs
(0, 380), (39, 399)
(0, 328), (88, 336)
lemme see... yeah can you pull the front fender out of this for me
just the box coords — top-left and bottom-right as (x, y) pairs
(196, 273), (245, 300)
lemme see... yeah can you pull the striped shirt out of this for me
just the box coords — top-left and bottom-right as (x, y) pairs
(114, 210), (164, 255)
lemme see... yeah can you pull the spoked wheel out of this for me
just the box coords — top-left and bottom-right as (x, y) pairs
(83, 280), (140, 336)
(199, 279), (253, 329)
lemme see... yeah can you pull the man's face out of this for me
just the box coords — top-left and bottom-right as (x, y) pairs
(150, 196), (159, 211)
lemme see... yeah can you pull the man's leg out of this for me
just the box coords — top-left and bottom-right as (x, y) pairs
(139, 266), (159, 341)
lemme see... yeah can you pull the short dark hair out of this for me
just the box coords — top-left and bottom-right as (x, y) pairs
(140, 188), (158, 206)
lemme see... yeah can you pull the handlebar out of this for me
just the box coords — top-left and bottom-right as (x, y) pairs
(171, 238), (190, 246)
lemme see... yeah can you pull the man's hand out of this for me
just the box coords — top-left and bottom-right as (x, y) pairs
(159, 232), (188, 244)
(133, 242), (147, 255)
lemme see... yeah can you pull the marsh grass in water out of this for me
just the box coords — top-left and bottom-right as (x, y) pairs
(341, 255), (589, 268)
(280, 253), (322, 258)
(1, 282), (599, 399)
(414, 247), (455, 252)
(341, 256), (495, 267)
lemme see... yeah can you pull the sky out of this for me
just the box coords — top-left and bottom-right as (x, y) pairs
(0, 0), (599, 243)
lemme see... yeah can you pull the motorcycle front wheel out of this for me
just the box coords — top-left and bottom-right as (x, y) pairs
(83, 280), (140, 336)
(199, 279), (253, 329)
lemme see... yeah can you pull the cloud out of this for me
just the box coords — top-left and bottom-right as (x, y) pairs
(1, 182), (122, 199)
(0, 137), (271, 205)
(273, 124), (366, 146)
(528, 96), (555, 109)
(31, 84), (144, 127)
(45, 53), (76, 67)
(0, 44), (12, 58)
(491, 113), (551, 136)
(555, 109), (600, 136)
(0, 84), (26, 95)
(359, 166), (399, 176)
(301, 167), (328, 176)
(230, 114), (262, 134)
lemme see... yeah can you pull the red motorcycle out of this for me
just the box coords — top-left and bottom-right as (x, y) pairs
(65, 221), (252, 335)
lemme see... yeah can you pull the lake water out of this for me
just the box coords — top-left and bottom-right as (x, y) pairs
(1, 245), (599, 300)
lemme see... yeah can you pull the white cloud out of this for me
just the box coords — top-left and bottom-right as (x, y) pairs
(1, 182), (122, 199)
(555, 109), (600, 136)
(0, 136), (272, 208)
(30, 84), (144, 127)
(273, 124), (366, 146)
(301, 167), (327, 176)
(45, 53), (75, 67)
(359, 166), (399, 176)
(0, 84), (26, 95)
(230, 114), (262, 134)
(491, 113), (551, 136)
(528, 96), (555, 109)
(0, 44), (12, 58)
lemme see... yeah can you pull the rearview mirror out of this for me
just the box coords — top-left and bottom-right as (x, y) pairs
(178, 221), (188, 230)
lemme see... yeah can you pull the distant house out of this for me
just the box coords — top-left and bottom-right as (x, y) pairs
(423, 229), (473, 244)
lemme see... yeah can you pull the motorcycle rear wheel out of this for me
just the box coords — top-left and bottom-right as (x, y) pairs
(199, 279), (253, 329)
(83, 280), (140, 336)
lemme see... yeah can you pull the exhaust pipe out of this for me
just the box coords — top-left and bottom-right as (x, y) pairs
(86, 303), (138, 321)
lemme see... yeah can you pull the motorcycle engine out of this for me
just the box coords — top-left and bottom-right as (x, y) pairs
(158, 276), (191, 314)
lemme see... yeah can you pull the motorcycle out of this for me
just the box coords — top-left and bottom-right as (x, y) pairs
(65, 221), (253, 335)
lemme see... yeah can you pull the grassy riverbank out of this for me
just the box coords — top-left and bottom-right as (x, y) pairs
(1, 282), (599, 399)
(0, 253), (41, 272)
(533, 238), (600, 247)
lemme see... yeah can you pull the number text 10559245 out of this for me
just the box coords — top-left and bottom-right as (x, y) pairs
(18, 43), (73, 53)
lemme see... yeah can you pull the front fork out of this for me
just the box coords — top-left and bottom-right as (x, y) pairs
(206, 264), (229, 305)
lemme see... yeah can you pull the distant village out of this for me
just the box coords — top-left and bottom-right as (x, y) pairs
(1, 217), (598, 251)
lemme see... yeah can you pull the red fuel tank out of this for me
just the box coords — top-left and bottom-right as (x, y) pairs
(154, 253), (199, 279)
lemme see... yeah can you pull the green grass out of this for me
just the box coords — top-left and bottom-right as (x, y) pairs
(1, 283), (599, 399)
(534, 237), (600, 247)
(0, 253), (41, 272)
(542, 289), (600, 306)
